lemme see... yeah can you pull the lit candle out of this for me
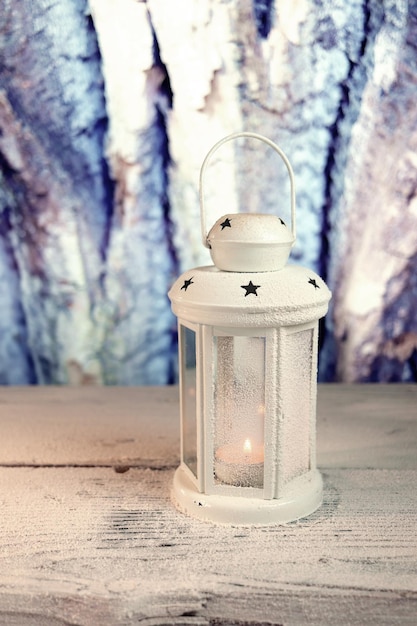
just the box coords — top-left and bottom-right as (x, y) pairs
(215, 438), (264, 488)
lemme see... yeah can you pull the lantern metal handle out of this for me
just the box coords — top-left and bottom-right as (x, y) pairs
(199, 131), (296, 249)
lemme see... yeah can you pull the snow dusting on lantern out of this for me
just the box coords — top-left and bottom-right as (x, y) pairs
(168, 132), (331, 525)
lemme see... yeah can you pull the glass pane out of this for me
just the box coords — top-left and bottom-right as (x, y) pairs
(180, 326), (197, 477)
(213, 335), (265, 488)
(280, 328), (314, 483)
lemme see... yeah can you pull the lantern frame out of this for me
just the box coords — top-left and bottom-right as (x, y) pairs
(173, 315), (323, 525)
(169, 132), (331, 525)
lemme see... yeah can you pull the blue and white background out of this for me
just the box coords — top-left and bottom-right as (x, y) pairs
(0, 0), (416, 385)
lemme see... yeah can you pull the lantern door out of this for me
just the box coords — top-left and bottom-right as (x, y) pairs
(203, 327), (277, 499)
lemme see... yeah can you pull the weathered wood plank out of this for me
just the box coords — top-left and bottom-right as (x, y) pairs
(0, 385), (416, 624)
(0, 386), (179, 468)
(317, 384), (417, 469)
(0, 466), (416, 625)
(0, 385), (415, 469)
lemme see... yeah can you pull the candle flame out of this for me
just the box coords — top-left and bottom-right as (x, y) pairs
(243, 438), (252, 454)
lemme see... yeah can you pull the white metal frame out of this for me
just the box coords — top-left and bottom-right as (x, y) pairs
(173, 318), (323, 525)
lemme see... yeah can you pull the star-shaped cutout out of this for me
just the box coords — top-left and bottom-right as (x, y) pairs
(181, 277), (194, 291)
(220, 218), (232, 230)
(308, 278), (320, 289)
(241, 280), (261, 297)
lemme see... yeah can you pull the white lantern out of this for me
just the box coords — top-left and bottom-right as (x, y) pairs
(168, 132), (331, 525)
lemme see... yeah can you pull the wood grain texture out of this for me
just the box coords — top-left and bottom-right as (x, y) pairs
(1, 384), (415, 468)
(0, 386), (179, 468)
(1, 466), (416, 625)
(0, 385), (416, 624)
(88, 0), (178, 386)
(1, 1), (417, 385)
(0, 0), (111, 385)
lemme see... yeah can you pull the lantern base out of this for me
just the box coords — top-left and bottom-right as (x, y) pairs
(172, 466), (323, 525)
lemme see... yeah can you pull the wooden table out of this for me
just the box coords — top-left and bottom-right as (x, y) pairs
(1, 385), (416, 625)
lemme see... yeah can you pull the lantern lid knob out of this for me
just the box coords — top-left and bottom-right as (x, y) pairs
(200, 132), (296, 272)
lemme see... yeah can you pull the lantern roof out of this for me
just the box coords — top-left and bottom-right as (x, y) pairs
(169, 264), (331, 327)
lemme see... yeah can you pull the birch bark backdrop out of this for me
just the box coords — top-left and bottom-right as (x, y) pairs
(0, 0), (416, 385)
